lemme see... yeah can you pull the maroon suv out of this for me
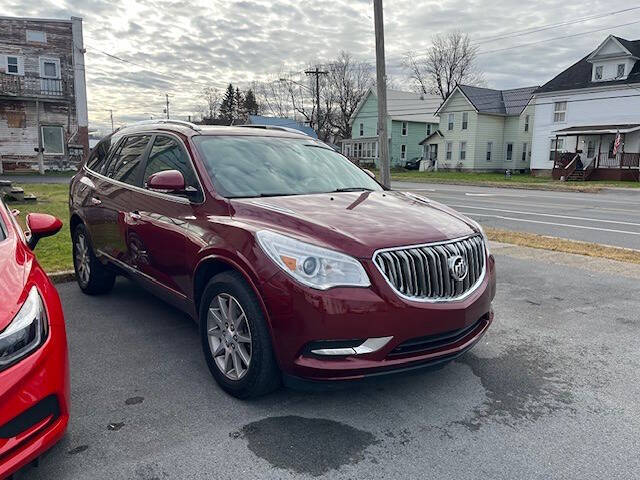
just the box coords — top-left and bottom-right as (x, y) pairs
(69, 120), (495, 398)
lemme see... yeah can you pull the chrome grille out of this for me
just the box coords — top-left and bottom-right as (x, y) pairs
(373, 235), (486, 301)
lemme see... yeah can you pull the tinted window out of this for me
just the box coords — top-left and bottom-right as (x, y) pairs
(104, 135), (151, 185)
(193, 136), (382, 198)
(143, 135), (200, 191)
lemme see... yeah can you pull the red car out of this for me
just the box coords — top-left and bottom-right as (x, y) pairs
(69, 120), (495, 398)
(0, 200), (68, 478)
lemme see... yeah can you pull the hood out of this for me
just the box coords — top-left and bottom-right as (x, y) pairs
(229, 190), (476, 258)
(0, 235), (30, 330)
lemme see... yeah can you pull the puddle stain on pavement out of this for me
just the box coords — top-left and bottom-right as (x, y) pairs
(454, 342), (576, 431)
(232, 415), (377, 477)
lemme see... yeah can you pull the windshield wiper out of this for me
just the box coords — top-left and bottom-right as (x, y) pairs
(330, 187), (375, 193)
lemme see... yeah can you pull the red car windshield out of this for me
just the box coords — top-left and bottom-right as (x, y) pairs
(193, 136), (382, 198)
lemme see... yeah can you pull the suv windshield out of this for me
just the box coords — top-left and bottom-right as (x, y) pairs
(193, 136), (382, 198)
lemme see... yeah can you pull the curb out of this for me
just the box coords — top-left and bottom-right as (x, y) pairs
(49, 270), (76, 284)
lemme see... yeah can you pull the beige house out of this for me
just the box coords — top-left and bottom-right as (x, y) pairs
(421, 85), (537, 171)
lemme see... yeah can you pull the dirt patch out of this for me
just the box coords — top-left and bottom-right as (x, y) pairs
(233, 416), (377, 477)
(487, 228), (640, 265)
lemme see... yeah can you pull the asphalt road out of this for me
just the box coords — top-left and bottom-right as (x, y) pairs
(394, 181), (640, 250)
(18, 244), (640, 480)
(0, 174), (72, 184)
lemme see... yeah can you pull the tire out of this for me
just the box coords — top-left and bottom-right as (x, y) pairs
(200, 271), (281, 398)
(72, 223), (116, 295)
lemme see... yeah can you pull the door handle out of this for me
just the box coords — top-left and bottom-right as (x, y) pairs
(90, 196), (102, 206)
(130, 211), (142, 221)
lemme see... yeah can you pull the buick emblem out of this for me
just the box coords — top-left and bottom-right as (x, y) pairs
(448, 255), (468, 282)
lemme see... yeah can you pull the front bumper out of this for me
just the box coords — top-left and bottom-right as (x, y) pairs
(260, 254), (496, 382)
(0, 281), (70, 479)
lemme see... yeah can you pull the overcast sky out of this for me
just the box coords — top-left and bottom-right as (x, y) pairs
(4, 0), (640, 132)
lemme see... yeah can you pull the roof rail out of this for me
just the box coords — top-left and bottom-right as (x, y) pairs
(237, 124), (310, 136)
(118, 119), (202, 132)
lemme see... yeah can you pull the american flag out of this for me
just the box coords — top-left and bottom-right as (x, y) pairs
(613, 131), (622, 156)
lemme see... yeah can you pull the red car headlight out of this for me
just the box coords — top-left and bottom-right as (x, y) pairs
(0, 286), (48, 372)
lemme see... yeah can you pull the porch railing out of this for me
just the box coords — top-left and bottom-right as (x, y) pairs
(0, 72), (69, 98)
(597, 152), (640, 168)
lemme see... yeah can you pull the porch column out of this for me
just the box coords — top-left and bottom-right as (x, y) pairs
(621, 134), (625, 168)
(597, 134), (602, 168)
(554, 134), (559, 164)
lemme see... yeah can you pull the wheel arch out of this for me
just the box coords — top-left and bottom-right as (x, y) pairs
(193, 255), (272, 330)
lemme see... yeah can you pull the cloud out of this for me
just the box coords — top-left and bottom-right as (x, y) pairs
(3, 0), (639, 132)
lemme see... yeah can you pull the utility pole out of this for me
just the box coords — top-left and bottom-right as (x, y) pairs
(374, 0), (391, 188)
(305, 66), (327, 135)
(109, 109), (114, 132)
(165, 93), (170, 119)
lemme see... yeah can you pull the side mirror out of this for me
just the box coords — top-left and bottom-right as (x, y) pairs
(26, 213), (62, 250)
(363, 169), (376, 179)
(146, 170), (186, 192)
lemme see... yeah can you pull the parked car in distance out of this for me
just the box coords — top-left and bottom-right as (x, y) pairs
(0, 200), (69, 478)
(404, 157), (422, 170)
(69, 120), (496, 398)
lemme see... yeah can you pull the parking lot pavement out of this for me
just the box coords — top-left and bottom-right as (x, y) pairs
(19, 245), (640, 480)
(394, 181), (640, 249)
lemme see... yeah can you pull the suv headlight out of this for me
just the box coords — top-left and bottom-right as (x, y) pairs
(0, 286), (48, 371)
(257, 230), (370, 290)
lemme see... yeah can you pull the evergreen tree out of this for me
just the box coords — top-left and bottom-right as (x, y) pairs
(234, 87), (245, 121)
(243, 89), (259, 116)
(219, 83), (235, 123)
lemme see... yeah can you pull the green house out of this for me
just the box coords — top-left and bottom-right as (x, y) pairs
(342, 87), (441, 167)
(422, 85), (537, 171)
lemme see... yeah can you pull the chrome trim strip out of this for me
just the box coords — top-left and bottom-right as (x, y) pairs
(372, 234), (487, 304)
(311, 336), (393, 356)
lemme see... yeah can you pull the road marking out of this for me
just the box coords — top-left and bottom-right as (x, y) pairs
(459, 212), (640, 236)
(422, 192), (640, 217)
(465, 193), (496, 197)
(447, 204), (640, 227)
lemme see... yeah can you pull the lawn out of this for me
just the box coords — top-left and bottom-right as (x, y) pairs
(389, 170), (640, 190)
(5, 184), (72, 272)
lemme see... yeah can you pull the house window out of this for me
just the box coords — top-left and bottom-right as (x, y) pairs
(401, 144), (407, 160)
(553, 101), (567, 123)
(486, 142), (492, 161)
(462, 112), (468, 130)
(459, 142), (466, 161)
(549, 138), (565, 161)
(426, 123), (431, 136)
(359, 123), (364, 136)
(524, 115), (530, 132)
(402, 121), (408, 136)
(595, 66), (603, 80)
(448, 113), (454, 131)
(522, 142), (528, 162)
(26, 30), (46, 43)
(506, 143), (513, 161)
(587, 140), (595, 158)
(41, 126), (64, 155)
(617, 64), (625, 78)
(40, 57), (60, 79)
(5, 56), (21, 75)
(446, 142), (452, 160)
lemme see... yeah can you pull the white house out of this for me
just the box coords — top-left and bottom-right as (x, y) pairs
(531, 35), (640, 181)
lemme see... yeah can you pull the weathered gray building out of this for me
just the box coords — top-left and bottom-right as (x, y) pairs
(0, 16), (88, 173)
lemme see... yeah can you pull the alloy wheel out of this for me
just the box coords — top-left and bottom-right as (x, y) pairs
(75, 233), (91, 285)
(207, 293), (252, 381)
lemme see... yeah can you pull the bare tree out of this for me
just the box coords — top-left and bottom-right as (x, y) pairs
(198, 86), (221, 121)
(326, 51), (374, 140)
(403, 31), (484, 100)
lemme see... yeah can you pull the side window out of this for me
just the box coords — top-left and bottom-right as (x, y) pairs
(104, 135), (151, 185)
(143, 135), (200, 195)
(86, 139), (111, 172)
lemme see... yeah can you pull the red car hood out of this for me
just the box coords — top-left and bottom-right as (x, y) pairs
(0, 236), (30, 330)
(230, 190), (476, 258)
